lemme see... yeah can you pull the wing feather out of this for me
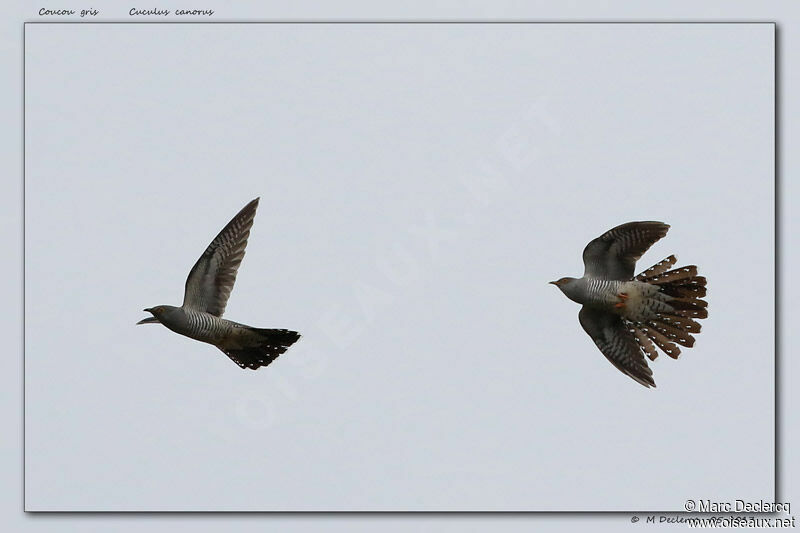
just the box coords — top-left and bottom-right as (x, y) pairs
(578, 306), (656, 388)
(582, 221), (669, 280)
(182, 198), (259, 317)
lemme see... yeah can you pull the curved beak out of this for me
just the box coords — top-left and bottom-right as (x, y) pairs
(136, 308), (158, 325)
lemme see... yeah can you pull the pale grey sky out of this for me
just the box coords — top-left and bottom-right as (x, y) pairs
(24, 22), (773, 511)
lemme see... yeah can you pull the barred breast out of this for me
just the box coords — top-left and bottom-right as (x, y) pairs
(584, 278), (625, 307)
(184, 309), (232, 344)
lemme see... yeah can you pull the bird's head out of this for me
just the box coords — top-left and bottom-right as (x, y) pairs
(136, 305), (177, 325)
(549, 276), (576, 289)
(549, 276), (581, 301)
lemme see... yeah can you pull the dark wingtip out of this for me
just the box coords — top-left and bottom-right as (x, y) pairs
(237, 197), (259, 217)
(242, 197), (260, 211)
(647, 221), (670, 234)
(635, 375), (657, 388)
(635, 220), (669, 231)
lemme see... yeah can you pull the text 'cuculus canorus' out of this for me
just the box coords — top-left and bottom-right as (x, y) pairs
(137, 198), (300, 369)
(550, 221), (708, 388)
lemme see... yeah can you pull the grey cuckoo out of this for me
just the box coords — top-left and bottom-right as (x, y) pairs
(550, 221), (708, 388)
(137, 198), (300, 370)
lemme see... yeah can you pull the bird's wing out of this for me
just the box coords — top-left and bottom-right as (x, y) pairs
(582, 221), (669, 280)
(182, 198), (259, 317)
(578, 306), (655, 388)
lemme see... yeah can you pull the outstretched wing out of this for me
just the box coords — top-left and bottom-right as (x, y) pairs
(182, 198), (259, 317)
(582, 221), (669, 280)
(578, 306), (655, 388)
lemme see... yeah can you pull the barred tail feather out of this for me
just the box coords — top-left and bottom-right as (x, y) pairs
(639, 325), (682, 359)
(632, 326), (660, 361)
(670, 297), (708, 314)
(662, 284), (707, 299)
(645, 319), (695, 347)
(658, 314), (701, 333)
(222, 329), (301, 370)
(672, 307), (708, 319)
(645, 265), (698, 284)
(634, 259), (708, 359)
(637, 260), (708, 311)
(636, 255), (677, 281)
(255, 328), (301, 346)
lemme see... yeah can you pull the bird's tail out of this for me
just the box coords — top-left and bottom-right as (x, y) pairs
(632, 255), (708, 360)
(222, 329), (301, 370)
(254, 328), (302, 346)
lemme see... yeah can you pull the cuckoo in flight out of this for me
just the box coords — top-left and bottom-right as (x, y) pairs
(550, 222), (708, 388)
(137, 198), (300, 370)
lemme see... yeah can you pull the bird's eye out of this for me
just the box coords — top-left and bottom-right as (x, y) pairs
(156, 307), (164, 313)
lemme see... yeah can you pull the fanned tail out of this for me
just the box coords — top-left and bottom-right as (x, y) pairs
(221, 329), (301, 370)
(632, 257), (709, 359)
